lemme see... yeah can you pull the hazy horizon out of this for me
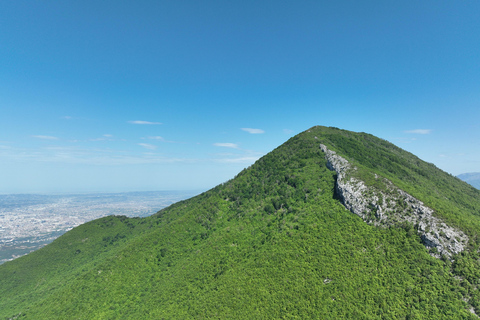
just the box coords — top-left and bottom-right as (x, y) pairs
(1, 1), (479, 194)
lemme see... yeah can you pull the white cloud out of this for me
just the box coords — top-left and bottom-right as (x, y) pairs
(0, 145), (196, 165)
(145, 136), (165, 141)
(213, 143), (239, 149)
(392, 137), (417, 144)
(0, 143), (266, 168)
(90, 134), (115, 141)
(215, 156), (260, 163)
(142, 136), (182, 144)
(32, 135), (59, 140)
(404, 129), (432, 134)
(241, 128), (265, 134)
(283, 129), (294, 134)
(214, 152), (237, 156)
(138, 143), (157, 150)
(128, 120), (162, 125)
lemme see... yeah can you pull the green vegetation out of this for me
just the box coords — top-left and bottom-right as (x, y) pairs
(1, 126), (480, 319)
(309, 127), (480, 238)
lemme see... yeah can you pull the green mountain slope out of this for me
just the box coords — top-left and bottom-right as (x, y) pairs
(2, 126), (480, 319)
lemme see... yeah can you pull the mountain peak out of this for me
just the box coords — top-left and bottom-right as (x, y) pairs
(2, 126), (480, 319)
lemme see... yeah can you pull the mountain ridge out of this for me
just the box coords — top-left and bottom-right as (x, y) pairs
(320, 142), (468, 257)
(2, 126), (480, 319)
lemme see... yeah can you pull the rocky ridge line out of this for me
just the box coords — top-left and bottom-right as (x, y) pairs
(320, 143), (468, 257)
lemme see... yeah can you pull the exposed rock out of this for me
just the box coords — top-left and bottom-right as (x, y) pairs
(320, 144), (468, 258)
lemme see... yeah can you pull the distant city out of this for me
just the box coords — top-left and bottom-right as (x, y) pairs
(0, 191), (198, 264)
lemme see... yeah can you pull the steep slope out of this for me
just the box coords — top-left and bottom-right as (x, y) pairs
(1, 126), (480, 319)
(320, 143), (468, 257)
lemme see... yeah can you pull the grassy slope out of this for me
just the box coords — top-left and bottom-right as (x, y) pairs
(309, 126), (480, 238)
(0, 216), (151, 318)
(1, 126), (480, 319)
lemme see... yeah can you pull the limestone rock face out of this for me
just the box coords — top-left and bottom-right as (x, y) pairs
(320, 144), (468, 257)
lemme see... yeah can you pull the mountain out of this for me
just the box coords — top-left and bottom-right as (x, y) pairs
(458, 172), (480, 189)
(2, 126), (480, 319)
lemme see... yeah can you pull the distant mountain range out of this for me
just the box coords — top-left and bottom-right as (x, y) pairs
(1, 126), (480, 319)
(457, 172), (480, 189)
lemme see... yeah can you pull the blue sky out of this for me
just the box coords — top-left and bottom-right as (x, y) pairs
(1, 1), (479, 193)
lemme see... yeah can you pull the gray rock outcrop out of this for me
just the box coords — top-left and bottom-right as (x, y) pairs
(320, 144), (468, 258)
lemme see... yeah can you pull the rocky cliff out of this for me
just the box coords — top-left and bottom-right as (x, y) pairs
(320, 143), (468, 258)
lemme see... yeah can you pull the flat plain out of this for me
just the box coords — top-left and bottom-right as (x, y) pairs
(0, 191), (197, 264)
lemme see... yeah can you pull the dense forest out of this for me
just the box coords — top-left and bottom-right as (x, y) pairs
(2, 126), (480, 319)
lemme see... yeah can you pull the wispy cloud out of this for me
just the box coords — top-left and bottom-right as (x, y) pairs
(214, 143), (239, 149)
(215, 156), (260, 164)
(392, 137), (417, 144)
(438, 153), (466, 159)
(90, 134), (115, 141)
(283, 129), (294, 134)
(241, 128), (265, 134)
(141, 136), (182, 144)
(128, 120), (162, 125)
(32, 135), (59, 140)
(404, 129), (432, 134)
(0, 145), (193, 165)
(138, 143), (157, 150)
(211, 144), (264, 164)
(145, 136), (165, 141)
(0, 144), (265, 167)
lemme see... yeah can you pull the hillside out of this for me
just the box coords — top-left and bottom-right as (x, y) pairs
(2, 126), (480, 319)
(458, 173), (480, 190)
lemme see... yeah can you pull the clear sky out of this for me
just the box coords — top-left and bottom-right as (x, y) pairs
(1, 1), (479, 194)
